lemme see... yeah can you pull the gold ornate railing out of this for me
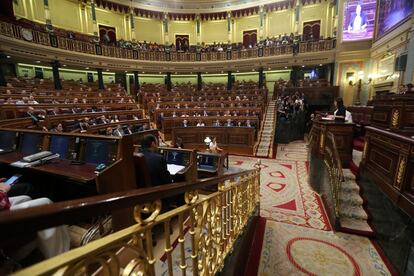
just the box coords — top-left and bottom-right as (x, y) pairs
(323, 132), (343, 220)
(0, 20), (336, 63)
(14, 168), (260, 275)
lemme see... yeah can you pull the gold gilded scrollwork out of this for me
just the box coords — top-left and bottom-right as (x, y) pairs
(185, 190), (199, 205)
(133, 200), (162, 225)
(391, 109), (400, 128)
(395, 157), (406, 190)
(320, 132), (325, 150)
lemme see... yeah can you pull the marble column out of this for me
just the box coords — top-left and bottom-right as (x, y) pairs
(227, 71), (233, 91)
(133, 71), (140, 94)
(97, 68), (104, 90)
(259, 68), (264, 88)
(51, 60), (62, 90)
(197, 72), (202, 91)
(166, 72), (172, 91)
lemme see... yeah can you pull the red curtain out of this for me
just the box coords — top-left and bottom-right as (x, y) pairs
(175, 35), (189, 51)
(243, 30), (257, 48)
(302, 20), (320, 40)
(99, 25), (116, 45)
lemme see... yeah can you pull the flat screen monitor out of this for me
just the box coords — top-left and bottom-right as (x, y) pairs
(377, 0), (413, 38)
(49, 135), (74, 159)
(83, 139), (117, 165)
(19, 133), (42, 155)
(198, 154), (217, 170)
(165, 150), (186, 166)
(0, 131), (17, 152)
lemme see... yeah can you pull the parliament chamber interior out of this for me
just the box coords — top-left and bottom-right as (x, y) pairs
(0, 0), (414, 275)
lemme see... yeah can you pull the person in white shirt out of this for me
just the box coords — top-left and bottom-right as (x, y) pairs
(209, 137), (222, 153)
(196, 120), (205, 127)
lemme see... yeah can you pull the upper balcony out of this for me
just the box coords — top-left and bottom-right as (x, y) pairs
(0, 20), (336, 73)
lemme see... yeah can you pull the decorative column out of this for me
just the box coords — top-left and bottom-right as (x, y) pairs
(196, 15), (201, 45)
(91, 0), (99, 37)
(294, 0), (300, 34)
(259, 5), (265, 39)
(333, 0), (339, 37)
(163, 12), (169, 44)
(197, 72), (202, 91)
(51, 60), (62, 90)
(130, 8), (136, 41)
(227, 11), (232, 43)
(0, 53), (6, 86)
(227, 71), (233, 91)
(43, 0), (53, 32)
(403, 18), (414, 84)
(97, 68), (104, 90)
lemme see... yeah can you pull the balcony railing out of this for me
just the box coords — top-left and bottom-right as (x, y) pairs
(0, 20), (336, 63)
(8, 167), (260, 275)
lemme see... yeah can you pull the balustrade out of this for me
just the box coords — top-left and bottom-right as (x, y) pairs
(0, 20), (336, 63)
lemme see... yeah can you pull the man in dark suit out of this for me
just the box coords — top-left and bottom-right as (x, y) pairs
(140, 135), (172, 186)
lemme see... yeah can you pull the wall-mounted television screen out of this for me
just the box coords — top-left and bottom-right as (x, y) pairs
(377, 0), (413, 38)
(342, 0), (377, 41)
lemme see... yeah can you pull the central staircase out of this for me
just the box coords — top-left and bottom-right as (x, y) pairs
(255, 100), (277, 158)
(338, 141), (373, 236)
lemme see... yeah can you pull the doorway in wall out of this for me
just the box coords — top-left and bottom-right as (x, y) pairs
(243, 29), (257, 48)
(99, 25), (116, 45)
(175, 35), (189, 52)
(302, 20), (321, 40)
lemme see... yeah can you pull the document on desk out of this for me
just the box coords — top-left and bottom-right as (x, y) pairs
(167, 164), (186, 175)
(11, 160), (40, 168)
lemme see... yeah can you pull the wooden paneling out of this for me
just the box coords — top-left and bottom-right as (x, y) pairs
(311, 120), (354, 167)
(361, 126), (414, 217)
(371, 95), (414, 135)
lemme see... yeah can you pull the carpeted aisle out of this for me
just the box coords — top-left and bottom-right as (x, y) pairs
(237, 141), (395, 276)
(229, 156), (331, 231)
(258, 220), (392, 276)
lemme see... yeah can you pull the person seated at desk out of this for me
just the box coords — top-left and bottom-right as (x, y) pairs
(209, 137), (223, 153)
(0, 182), (70, 261)
(173, 137), (184, 149)
(113, 125), (124, 136)
(140, 135), (172, 186)
(334, 97), (353, 122)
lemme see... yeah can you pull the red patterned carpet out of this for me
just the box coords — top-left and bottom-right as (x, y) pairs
(258, 220), (393, 276)
(229, 156), (331, 231)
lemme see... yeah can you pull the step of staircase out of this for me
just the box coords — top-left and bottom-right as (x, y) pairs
(339, 217), (374, 236)
(339, 190), (364, 205)
(255, 100), (277, 158)
(339, 203), (368, 220)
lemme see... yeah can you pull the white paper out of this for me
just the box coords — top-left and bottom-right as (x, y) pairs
(167, 164), (185, 175)
(11, 160), (40, 168)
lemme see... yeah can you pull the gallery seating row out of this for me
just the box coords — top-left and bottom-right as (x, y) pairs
(0, 102), (140, 119)
(162, 116), (260, 140)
